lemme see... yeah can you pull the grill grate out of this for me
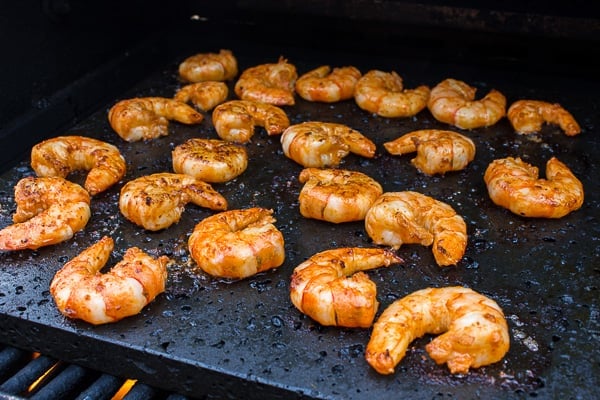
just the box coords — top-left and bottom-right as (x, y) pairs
(0, 345), (191, 400)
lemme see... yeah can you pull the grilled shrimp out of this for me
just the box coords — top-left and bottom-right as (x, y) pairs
(0, 177), (90, 251)
(365, 191), (467, 266)
(234, 57), (298, 106)
(119, 173), (227, 231)
(365, 286), (510, 375)
(50, 236), (168, 325)
(383, 129), (476, 175)
(174, 81), (229, 111)
(108, 97), (203, 142)
(280, 121), (376, 168)
(178, 49), (238, 82)
(188, 208), (285, 280)
(484, 156), (584, 218)
(30, 135), (126, 195)
(507, 99), (581, 136)
(290, 247), (402, 328)
(295, 65), (361, 103)
(428, 78), (506, 129)
(298, 168), (383, 223)
(172, 138), (248, 183)
(354, 70), (430, 118)
(212, 100), (290, 143)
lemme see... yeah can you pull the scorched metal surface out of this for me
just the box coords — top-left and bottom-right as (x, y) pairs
(1, 40), (599, 399)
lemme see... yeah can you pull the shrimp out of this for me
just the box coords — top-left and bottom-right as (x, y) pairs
(172, 138), (248, 183)
(0, 177), (90, 251)
(365, 286), (510, 375)
(50, 236), (168, 325)
(212, 100), (290, 143)
(119, 173), (227, 231)
(427, 78), (506, 129)
(298, 168), (383, 223)
(383, 129), (476, 175)
(30, 135), (126, 196)
(174, 81), (229, 111)
(234, 57), (297, 106)
(290, 247), (402, 328)
(108, 97), (203, 142)
(178, 49), (238, 82)
(295, 65), (361, 103)
(484, 156), (584, 218)
(507, 99), (581, 136)
(188, 208), (285, 280)
(280, 121), (376, 168)
(354, 70), (430, 118)
(364, 191), (467, 266)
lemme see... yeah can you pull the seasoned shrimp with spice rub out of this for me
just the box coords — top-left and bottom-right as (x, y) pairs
(188, 208), (285, 280)
(281, 121), (376, 168)
(179, 49), (238, 82)
(295, 65), (361, 103)
(290, 247), (402, 328)
(31, 135), (126, 195)
(119, 173), (227, 231)
(507, 99), (581, 136)
(50, 236), (169, 325)
(234, 57), (297, 105)
(174, 81), (229, 112)
(0, 176), (90, 251)
(366, 286), (510, 375)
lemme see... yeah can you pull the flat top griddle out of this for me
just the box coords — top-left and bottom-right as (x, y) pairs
(1, 37), (599, 399)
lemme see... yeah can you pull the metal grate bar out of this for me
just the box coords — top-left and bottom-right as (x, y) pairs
(30, 364), (90, 400)
(0, 355), (57, 395)
(0, 347), (29, 382)
(75, 373), (125, 400)
(122, 382), (157, 400)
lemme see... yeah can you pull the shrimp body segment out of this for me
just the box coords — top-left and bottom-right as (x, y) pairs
(172, 138), (248, 183)
(484, 156), (584, 218)
(119, 173), (227, 231)
(178, 49), (238, 82)
(188, 208), (285, 280)
(0, 177), (91, 251)
(174, 82), (229, 111)
(354, 70), (430, 118)
(298, 168), (383, 223)
(365, 191), (467, 266)
(31, 135), (126, 195)
(365, 286), (510, 375)
(295, 65), (361, 103)
(50, 236), (169, 325)
(281, 121), (376, 168)
(428, 78), (506, 129)
(290, 247), (403, 328)
(384, 129), (476, 175)
(234, 57), (298, 105)
(212, 100), (290, 143)
(507, 99), (581, 136)
(108, 97), (203, 142)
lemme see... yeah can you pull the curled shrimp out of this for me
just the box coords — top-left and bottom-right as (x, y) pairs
(290, 247), (402, 328)
(295, 65), (361, 103)
(178, 49), (238, 82)
(365, 191), (467, 266)
(298, 168), (383, 223)
(234, 57), (298, 106)
(30, 135), (126, 195)
(188, 208), (285, 280)
(212, 100), (290, 143)
(383, 129), (476, 175)
(108, 97), (203, 142)
(174, 81), (229, 111)
(484, 156), (584, 218)
(50, 236), (169, 325)
(280, 121), (376, 168)
(354, 70), (430, 118)
(365, 286), (510, 375)
(507, 99), (581, 136)
(172, 138), (248, 183)
(428, 78), (506, 129)
(119, 173), (227, 231)
(0, 177), (90, 251)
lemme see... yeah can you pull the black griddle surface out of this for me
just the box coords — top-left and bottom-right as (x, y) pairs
(1, 39), (599, 399)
